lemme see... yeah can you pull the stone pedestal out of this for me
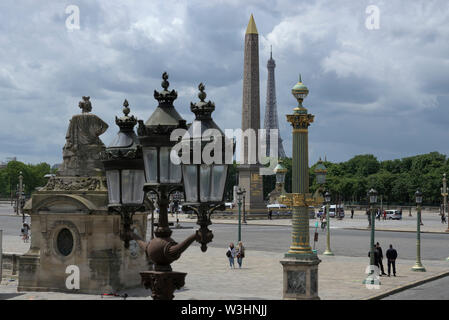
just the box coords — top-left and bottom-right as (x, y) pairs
(140, 271), (187, 300)
(238, 165), (266, 213)
(18, 185), (149, 294)
(280, 255), (321, 300)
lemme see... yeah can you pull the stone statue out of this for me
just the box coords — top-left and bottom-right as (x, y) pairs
(58, 96), (109, 177)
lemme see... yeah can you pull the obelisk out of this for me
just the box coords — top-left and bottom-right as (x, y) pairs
(238, 14), (265, 212)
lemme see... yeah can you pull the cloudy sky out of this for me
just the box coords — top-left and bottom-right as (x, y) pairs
(1, 0), (448, 166)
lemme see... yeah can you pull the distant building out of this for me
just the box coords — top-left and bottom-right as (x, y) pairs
(0, 157), (17, 169)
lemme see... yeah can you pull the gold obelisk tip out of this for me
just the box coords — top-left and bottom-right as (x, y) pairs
(246, 14), (258, 35)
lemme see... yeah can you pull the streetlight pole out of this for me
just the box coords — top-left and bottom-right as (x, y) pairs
(242, 188), (247, 224)
(237, 188), (243, 242)
(364, 188), (379, 285)
(279, 75), (321, 300)
(19, 172), (24, 222)
(323, 191), (334, 256)
(412, 190), (426, 271)
(442, 173), (449, 233)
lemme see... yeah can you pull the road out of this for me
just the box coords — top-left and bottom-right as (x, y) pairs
(384, 276), (449, 300)
(169, 222), (449, 261)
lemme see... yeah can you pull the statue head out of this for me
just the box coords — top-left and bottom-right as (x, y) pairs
(79, 96), (92, 113)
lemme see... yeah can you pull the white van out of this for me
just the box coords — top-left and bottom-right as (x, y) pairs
(318, 204), (345, 218)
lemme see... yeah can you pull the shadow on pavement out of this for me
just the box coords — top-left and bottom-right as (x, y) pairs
(0, 293), (26, 300)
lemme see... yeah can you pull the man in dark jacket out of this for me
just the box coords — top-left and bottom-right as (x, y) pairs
(376, 242), (387, 275)
(386, 244), (398, 276)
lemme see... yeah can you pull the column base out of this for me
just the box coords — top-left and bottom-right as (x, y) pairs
(280, 254), (321, 300)
(411, 264), (426, 272)
(140, 271), (187, 300)
(323, 250), (334, 256)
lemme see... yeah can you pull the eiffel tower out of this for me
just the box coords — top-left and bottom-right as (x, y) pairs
(263, 47), (286, 158)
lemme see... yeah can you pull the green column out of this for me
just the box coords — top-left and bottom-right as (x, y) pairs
(323, 203), (334, 255)
(412, 205), (426, 271)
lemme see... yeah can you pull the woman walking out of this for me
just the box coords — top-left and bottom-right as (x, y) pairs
(226, 243), (236, 268)
(236, 241), (245, 268)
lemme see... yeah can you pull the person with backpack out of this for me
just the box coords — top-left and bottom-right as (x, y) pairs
(236, 241), (245, 268)
(226, 243), (236, 268)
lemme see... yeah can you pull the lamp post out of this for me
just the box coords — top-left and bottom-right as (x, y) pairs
(135, 77), (233, 300)
(242, 188), (247, 224)
(442, 173), (449, 232)
(364, 188), (379, 285)
(323, 191), (334, 256)
(18, 172), (24, 222)
(279, 75), (322, 300)
(102, 100), (147, 249)
(412, 190), (426, 272)
(236, 187), (244, 242)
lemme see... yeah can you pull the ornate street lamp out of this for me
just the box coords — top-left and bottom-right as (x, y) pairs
(314, 158), (327, 185)
(102, 100), (146, 249)
(274, 160), (287, 193)
(323, 191), (334, 256)
(364, 188), (379, 285)
(180, 83), (235, 251)
(278, 75), (323, 300)
(412, 190), (426, 272)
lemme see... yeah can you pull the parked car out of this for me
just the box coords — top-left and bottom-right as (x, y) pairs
(225, 202), (234, 209)
(385, 209), (402, 220)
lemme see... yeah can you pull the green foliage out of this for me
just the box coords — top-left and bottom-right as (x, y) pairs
(257, 152), (449, 205)
(0, 160), (51, 197)
(313, 152), (449, 205)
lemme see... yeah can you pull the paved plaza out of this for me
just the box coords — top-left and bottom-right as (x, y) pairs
(1, 202), (448, 300)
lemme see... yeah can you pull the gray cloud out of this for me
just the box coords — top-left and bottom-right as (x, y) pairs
(0, 0), (448, 167)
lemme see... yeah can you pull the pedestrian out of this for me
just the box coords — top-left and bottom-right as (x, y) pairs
(236, 241), (245, 269)
(386, 244), (398, 277)
(321, 216), (327, 230)
(383, 210), (387, 220)
(268, 209), (272, 220)
(376, 242), (387, 276)
(21, 223), (30, 243)
(351, 208), (354, 219)
(441, 213), (447, 224)
(226, 243), (236, 268)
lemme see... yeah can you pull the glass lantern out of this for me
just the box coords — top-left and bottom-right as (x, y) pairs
(415, 190), (423, 204)
(180, 83), (235, 251)
(325, 191), (331, 204)
(103, 100), (145, 208)
(315, 159), (327, 185)
(368, 188), (378, 204)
